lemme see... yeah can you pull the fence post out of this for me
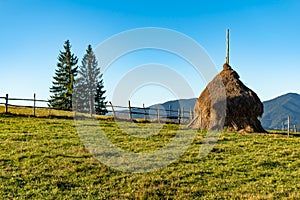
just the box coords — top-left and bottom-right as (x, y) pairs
(109, 101), (116, 119)
(189, 107), (193, 121)
(294, 125), (297, 133)
(282, 121), (285, 131)
(5, 94), (8, 114)
(157, 106), (160, 123)
(288, 115), (290, 137)
(33, 93), (36, 117)
(169, 105), (172, 121)
(143, 103), (146, 121)
(177, 108), (180, 124)
(182, 107), (184, 123)
(128, 100), (132, 120)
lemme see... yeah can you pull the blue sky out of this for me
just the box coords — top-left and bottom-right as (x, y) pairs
(1, 0), (300, 107)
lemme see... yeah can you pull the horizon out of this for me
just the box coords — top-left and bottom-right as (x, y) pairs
(1, 0), (300, 107)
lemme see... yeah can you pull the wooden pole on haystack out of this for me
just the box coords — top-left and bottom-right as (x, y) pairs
(226, 29), (230, 64)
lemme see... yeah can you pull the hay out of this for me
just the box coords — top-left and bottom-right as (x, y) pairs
(191, 63), (266, 133)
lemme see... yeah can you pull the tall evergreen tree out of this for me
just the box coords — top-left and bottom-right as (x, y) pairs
(75, 44), (107, 115)
(49, 40), (78, 110)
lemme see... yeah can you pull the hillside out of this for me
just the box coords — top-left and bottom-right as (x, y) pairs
(261, 93), (300, 130)
(2, 113), (300, 198)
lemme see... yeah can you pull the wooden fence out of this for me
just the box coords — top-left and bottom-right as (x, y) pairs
(281, 115), (298, 136)
(0, 94), (194, 124)
(109, 100), (194, 124)
(1, 94), (300, 131)
(0, 93), (49, 116)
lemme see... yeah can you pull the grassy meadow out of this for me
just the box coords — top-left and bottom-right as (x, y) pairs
(1, 106), (300, 199)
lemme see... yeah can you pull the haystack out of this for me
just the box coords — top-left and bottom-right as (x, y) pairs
(191, 63), (266, 133)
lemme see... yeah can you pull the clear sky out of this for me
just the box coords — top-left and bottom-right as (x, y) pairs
(1, 0), (300, 107)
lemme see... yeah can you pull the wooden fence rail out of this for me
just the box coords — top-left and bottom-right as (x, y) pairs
(2, 94), (300, 129)
(0, 94), (194, 124)
(107, 100), (194, 124)
(0, 93), (49, 116)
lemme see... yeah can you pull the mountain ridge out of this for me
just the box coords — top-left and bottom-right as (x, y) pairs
(260, 93), (300, 129)
(150, 92), (300, 130)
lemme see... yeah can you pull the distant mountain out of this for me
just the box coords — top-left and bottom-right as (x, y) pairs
(145, 98), (197, 120)
(149, 98), (197, 111)
(151, 93), (300, 130)
(111, 98), (197, 119)
(119, 92), (300, 130)
(261, 93), (300, 130)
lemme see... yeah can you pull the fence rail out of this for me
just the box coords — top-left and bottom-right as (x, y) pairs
(0, 93), (194, 124)
(1, 94), (299, 131)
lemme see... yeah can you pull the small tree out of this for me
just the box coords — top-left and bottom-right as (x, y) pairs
(75, 44), (107, 115)
(49, 40), (78, 110)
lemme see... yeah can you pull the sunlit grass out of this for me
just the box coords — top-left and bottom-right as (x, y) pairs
(0, 105), (113, 120)
(1, 107), (300, 198)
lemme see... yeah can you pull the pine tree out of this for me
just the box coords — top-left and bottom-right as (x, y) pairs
(95, 75), (108, 115)
(75, 44), (107, 115)
(49, 40), (78, 110)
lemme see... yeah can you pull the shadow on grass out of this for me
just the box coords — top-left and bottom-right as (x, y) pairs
(266, 130), (300, 137)
(0, 112), (74, 120)
(0, 112), (115, 121)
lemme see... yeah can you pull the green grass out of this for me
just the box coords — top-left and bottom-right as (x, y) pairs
(1, 109), (300, 199)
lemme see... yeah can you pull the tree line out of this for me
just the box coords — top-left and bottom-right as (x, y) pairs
(49, 40), (107, 115)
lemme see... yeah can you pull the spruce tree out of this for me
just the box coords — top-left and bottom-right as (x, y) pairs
(75, 44), (107, 115)
(95, 75), (108, 115)
(49, 40), (78, 110)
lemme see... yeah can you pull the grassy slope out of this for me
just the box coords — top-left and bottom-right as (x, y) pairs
(1, 109), (300, 199)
